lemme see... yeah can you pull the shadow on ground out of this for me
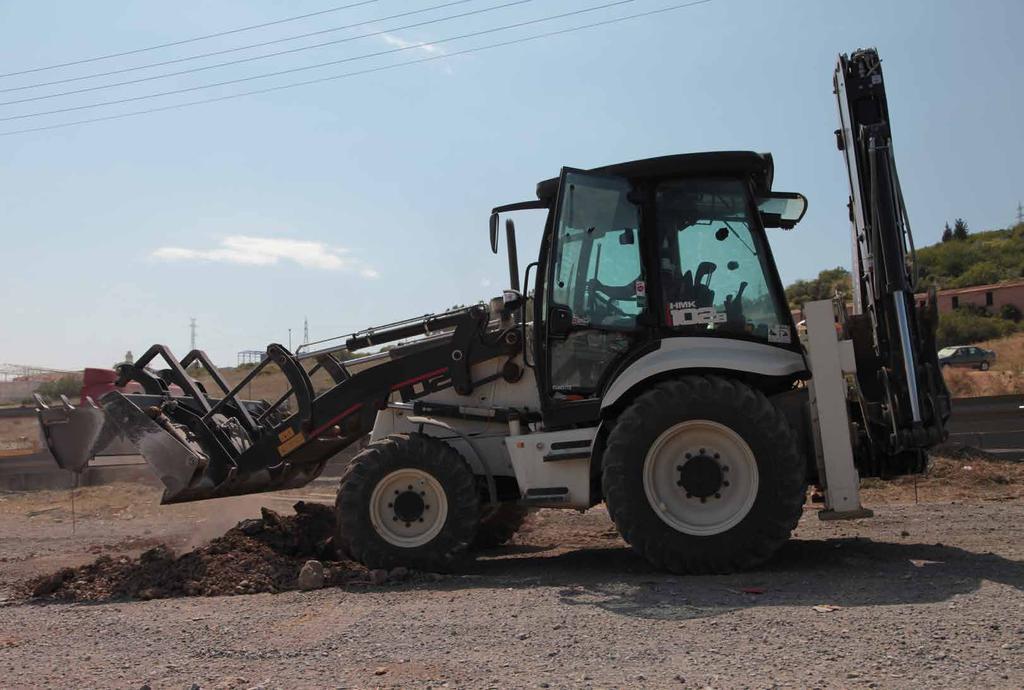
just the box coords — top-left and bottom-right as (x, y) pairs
(454, 536), (1024, 621)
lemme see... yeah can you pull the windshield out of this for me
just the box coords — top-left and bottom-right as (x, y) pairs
(937, 347), (958, 356)
(656, 178), (792, 345)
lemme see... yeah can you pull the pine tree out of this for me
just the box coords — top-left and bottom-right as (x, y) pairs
(952, 218), (969, 240)
(941, 222), (953, 242)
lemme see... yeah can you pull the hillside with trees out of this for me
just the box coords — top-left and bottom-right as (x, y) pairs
(785, 220), (1024, 347)
(784, 266), (852, 306)
(917, 220), (1024, 288)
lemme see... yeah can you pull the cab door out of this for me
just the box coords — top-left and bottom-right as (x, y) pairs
(539, 169), (647, 418)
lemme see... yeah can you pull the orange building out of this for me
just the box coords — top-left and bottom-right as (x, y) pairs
(917, 279), (1024, 315)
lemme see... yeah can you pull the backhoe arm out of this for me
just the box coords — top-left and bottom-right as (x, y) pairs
(834, 48), (949, 473)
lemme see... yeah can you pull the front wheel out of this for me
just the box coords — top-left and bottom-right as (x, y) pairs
(980, 361), (990, 371)
(602, 376), (806, 574)
(335, 434), (479, 572)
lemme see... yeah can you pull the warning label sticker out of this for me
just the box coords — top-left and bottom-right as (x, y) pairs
(768, 325), (791, 343)
(277, 431), (306, 457)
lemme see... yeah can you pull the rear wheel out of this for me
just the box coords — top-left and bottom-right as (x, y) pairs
(980, 361), (990, 371)
(602, 375), (806, 574)
(472, 504), (530, 549)
(335, 433), (479, 571)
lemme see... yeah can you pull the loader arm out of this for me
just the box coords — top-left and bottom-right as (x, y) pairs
(834, 48), (950, 474)
(38, 304), (524, 503)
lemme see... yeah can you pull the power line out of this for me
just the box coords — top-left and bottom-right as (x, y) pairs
(0, 0), (714, 137)
(0, 0), (635, 123)
(0, 0), (529, 107)
(0, 0), (478, 97)
(0, 0), (381, 80)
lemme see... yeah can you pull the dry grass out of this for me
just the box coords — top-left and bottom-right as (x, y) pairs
(976, 330), (1024, 371)
(0, 417), (41, 451)
(942, 367), (1024, 397)
(860, 455), (1024, 503)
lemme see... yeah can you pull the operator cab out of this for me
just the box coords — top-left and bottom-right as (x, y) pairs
(492, 152), (807, 425)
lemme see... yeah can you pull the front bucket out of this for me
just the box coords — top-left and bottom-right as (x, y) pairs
(98, 393), (205, 500)
(35, 394), (120, 472)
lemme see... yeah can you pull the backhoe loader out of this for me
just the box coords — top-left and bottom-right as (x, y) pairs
(37, 49), (948, 573)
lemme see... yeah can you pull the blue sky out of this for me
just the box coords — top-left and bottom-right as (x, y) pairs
(1, 0), (1021, 368)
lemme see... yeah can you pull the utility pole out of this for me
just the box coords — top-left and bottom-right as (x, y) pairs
(303, 317), (309, 346)
(189, 317), (197, 351)
(1017, 201), (1023, 226)
(288, 328), (292, 351)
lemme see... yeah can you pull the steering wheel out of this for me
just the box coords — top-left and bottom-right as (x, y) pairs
(586, 279), (628, 319)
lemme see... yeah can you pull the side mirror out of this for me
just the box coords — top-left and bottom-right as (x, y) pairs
(758, 192), (808, 230)
(618, 228), (635, 245)
(489, 213), (500, 254)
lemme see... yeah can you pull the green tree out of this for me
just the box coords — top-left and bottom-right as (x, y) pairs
(951, 260), (1002, 288)
(1000, 303), (1022, 322)
(936, 309), (1015, 347)
(35, 374), (83, 400)
(952, 218), (969, 240)
(941, 222), (953, 242)
(785, 267), (852, 307)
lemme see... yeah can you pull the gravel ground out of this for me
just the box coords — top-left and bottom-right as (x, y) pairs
(0, 463), (1021, 689)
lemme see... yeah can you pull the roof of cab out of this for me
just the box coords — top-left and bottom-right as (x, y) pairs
(535, 151), (774, 201)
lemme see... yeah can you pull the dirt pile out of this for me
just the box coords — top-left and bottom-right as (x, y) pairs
(25, 501), (384, 601)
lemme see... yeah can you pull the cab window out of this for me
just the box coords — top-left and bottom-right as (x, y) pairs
(546, 172), (644, 396)
(656, 179), (792, 345)
(550, 173), (644, 329)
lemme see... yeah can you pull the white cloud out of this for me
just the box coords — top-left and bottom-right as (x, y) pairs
(152, 235), (377, 276)
(380, 33), (451, 74)
(380, 33), (444, 55)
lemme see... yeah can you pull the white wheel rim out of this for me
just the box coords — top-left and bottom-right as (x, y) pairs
(369, 469), (449, 547)
(642, 419), (759, 536)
